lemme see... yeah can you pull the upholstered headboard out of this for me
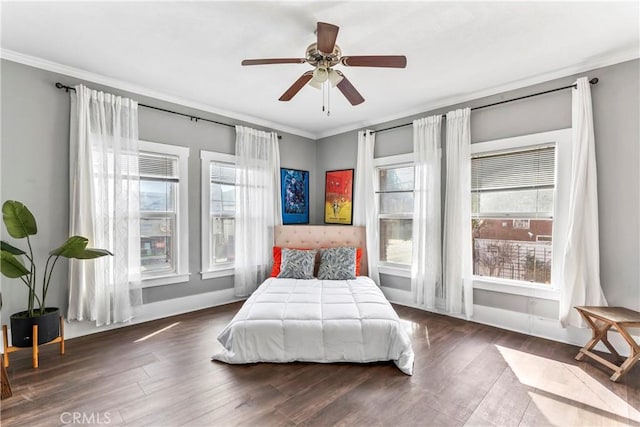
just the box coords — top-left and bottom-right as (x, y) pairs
(274, 225), (368, 276)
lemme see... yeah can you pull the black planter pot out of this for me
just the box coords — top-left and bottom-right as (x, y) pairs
(10, 308), (60, 348)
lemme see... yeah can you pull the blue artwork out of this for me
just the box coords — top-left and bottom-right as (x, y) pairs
(281, 168), (309, 224)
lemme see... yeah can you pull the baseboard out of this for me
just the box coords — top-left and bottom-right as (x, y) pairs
(380, 287), (414, 306)
(470, 304), (638, 357)
(381, 286), (469, 321)
(381, 286), (639, 358)
(0, 288), (243, 351)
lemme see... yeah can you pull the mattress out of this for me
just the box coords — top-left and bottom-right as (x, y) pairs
(212, 277), (414, 375)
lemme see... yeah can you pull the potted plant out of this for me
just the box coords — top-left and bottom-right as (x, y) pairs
(0, 200), (112, 347)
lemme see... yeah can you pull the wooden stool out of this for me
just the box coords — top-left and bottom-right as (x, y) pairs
(574, 306), (640, 382)
(2, 316), (65, 369)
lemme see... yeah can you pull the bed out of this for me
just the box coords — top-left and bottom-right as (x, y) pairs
(211, 225), (414, 375)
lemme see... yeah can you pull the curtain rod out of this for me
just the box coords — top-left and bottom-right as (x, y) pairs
(373, 77), (599, 134)
(54, 82), (282, 139)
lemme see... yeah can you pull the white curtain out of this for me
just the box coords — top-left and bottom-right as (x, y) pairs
(443, 108), (473, 316)
(68, 84), (142, 326)
(234, 125), (281, 297)
(560, 77), (607, 327)
(354, 130), (380, 285)
(411, 116), (442, 308)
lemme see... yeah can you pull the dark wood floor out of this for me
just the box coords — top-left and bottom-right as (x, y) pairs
(1, 302), (638, 426)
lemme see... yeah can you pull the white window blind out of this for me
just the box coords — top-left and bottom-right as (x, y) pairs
(472, 145), (556, 218)
(139, 153), (179, 182)
(472, 146), (555, 192)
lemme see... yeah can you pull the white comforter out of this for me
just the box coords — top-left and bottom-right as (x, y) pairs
(212, 277), (414, 375)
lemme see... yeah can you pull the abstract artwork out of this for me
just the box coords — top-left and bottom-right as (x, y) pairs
(281, 168), (309, 224)
(324, 169), (354, 225)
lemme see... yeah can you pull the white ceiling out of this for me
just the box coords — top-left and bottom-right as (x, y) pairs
(1, 1), (638, 139)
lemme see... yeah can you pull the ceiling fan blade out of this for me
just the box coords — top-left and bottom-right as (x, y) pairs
(242, 58), (306, 66)
(341, 55), (407, 68)
(335, 71), (364, 106)
(317, 22), (339, 54)
(279, 71), (314, 101)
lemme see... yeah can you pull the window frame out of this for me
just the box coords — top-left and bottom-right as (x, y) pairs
(374, 153), (415, 278)
(470, 128), (571, 297)
(200, 150), (236, 279)
(138, 140), (190, 288)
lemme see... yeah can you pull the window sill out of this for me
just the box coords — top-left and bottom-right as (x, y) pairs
(141, 273), (191, 288)
(472, 277), (560, 301)
(201, 268), (234, 280)
(378, 265), (411, 279)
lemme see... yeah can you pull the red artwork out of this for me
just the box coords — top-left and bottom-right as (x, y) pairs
(324, 169), (354, 224)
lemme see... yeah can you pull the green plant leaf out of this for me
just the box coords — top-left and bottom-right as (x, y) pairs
(0, 240), (26, 255)
(49, 236), (89, 257)
(2, 200), (37, 238)
(73, 248), (113, 259)
(49, 236), (112, 259)
(0, 250), (30, 278)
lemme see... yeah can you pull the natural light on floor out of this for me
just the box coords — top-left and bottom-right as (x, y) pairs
(496, 345), (640, 425)
(399, 319), (430, 342)
(134, 322), (180, 343)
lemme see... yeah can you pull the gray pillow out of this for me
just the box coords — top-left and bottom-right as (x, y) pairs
(317, 247), (357, 280)
(277, 248), (317, 279)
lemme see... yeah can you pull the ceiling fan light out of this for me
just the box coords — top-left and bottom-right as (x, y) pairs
(312, 67), (328, 83)
(328, 69), (344, 87)
(308, 79), (323, 90)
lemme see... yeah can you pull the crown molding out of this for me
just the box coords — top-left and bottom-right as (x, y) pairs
(0, 49), (316, 140)
(314, 47), (640, 139)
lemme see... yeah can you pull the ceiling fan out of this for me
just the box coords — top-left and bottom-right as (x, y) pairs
(241, 22), (407, 106)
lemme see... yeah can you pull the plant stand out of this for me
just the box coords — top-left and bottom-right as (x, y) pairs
(2, 316), (65, 368)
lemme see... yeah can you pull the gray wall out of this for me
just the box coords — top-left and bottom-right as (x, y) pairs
(2, 57), (637, 327)
(0, 59), (317, 323)
(316, 59), (640, 312)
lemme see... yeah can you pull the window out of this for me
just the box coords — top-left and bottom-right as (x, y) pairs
(470, 129), (571, 289)
(201, 150), (236, 278)
(374, 153), (415, 276)
(512, 219), (531, 229)
(139, 140), (190, 287)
